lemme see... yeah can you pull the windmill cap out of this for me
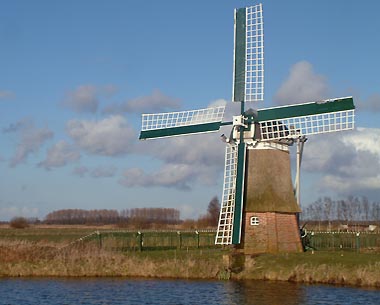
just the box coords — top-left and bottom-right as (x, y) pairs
(244, 108), (258, 118)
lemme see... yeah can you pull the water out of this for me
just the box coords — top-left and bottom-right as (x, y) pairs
(0, 278), (379, 305)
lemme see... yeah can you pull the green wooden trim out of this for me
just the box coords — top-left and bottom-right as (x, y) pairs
(139, 122), (222, 140)
(232, 142), (246, 245)
(233, 8), (246, 102)
(220, 121), (233, 126)
(257, 97), (355, 121)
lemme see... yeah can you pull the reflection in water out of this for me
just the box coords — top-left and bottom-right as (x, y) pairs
(0, 278), (379, 305)
(229, 280), (303, 305)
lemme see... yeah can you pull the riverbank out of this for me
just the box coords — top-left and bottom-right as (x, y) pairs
(232, 251), (380, 287)
(1, 240), (380, 288)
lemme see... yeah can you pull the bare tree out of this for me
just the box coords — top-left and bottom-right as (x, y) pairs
(207, 196), (220, 226)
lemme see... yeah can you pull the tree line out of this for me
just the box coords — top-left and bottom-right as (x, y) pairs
(301, 195), (380, 223)
(16, 196), (221, 229)
(44, 207), (180, 226)
(119, 208), (180, 224)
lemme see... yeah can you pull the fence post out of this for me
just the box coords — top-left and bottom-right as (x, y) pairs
(177, 231), (182, 250)
(97, 231), (102, 249)
(138, 231), (143, 252)
(356, 232), (360, 253)
(195, 230), (200, 249)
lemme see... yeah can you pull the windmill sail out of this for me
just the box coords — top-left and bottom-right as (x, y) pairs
(216, 142), (246, 245)
(257, 97), (355, 141)
(216, 145), (238, 245)
(139, 106), (225, 140)
(233, 4), (264, 103)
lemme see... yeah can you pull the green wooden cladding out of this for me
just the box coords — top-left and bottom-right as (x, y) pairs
(139, 122), (222, 140)
(232, 142), (246, 245)
(233, 8), (246, 102)
(256, 97), (355, 122)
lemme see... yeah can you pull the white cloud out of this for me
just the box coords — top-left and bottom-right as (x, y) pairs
(4, 119), (54, 167)
(119, 99), (231, 190)
(119, 164), (198, 190)
(72, 165), (117, 178)
(38, 140), (80, 169)
(274, 61), (330, 105)
(320, 175), (380, 194)
(135, 99), (228, 166)
(208, 98), (228, 108)
(303, 128), (380, 195)
(342, 127), (380, 156)
(2, 117), (32, 133)
(62, 85), (99, 113)
(62, 84), (117, 113)
(124, 131), (226, 190)
(66, 115), (135, 156)
(147, 134), (224, 167)
(102, 89), (181, 114)
(90, 166), (117, 178)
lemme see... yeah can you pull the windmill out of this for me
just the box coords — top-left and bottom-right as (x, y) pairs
(139, 4), (355, 254)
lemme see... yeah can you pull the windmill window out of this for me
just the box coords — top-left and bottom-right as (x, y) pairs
(250, 216), (259, 226)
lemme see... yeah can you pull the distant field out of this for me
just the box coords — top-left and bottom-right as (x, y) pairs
(0, 226), (104, 243)
(0, 225), (218, 250)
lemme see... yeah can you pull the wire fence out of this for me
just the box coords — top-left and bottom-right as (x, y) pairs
(66, 230), (219, 252)
(65, 230), (380, 253)
(307, 231), (380, 252)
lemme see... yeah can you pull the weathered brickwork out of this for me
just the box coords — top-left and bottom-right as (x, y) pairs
(237, 212), (303, 254)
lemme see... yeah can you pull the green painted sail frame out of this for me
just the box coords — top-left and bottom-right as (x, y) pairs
(233, 4), (264, 103)
(140, 106), (225, 140)
(231, 141), (246, 244)
(257, 97), (355, 141)
(256, 97), (354, 122)
(140, 122), (223, 140)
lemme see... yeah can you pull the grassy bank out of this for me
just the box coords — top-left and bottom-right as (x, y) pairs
(1, 226), (380, 288)
(0, 240), (225, 279)
(234, 252), (380, 287)
(1, 240), (380, 287)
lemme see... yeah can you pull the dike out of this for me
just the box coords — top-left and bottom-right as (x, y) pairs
(1, 241), (380, 288)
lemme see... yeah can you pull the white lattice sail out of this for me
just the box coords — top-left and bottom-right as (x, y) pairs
(215, 144), (238, 245)
(139, 106), (226, 140)
(257, 97), (355, 141)
(233, 3), (264, 103)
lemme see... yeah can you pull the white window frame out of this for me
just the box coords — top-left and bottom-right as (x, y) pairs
(250, 216), (259, 226)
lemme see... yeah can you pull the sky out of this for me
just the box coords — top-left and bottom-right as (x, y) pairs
(1, 0), (380, 221)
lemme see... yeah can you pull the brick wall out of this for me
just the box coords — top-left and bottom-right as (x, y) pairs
(237, 211), (303, 254)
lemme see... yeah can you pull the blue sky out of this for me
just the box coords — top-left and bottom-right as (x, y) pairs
(1, 0), (380, 221)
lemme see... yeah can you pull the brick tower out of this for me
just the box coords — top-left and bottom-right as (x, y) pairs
(236, 144), (303, 254)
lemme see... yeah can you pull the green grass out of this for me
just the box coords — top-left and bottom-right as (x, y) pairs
(2, 226), (380, 287)
(0, 227), (219, 250)
(254, 251), (380, 267)
(238, 251), (380, 287)
(133, 248), (227, 261)
(0, 227), (98, 243)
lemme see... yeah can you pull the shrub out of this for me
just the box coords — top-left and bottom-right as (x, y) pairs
(9, 217), (29, 229)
